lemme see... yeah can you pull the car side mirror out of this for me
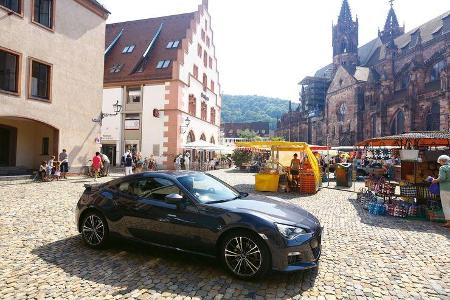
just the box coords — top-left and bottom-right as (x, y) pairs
(239, 192), (249, 198)
(165, 193), (184, 204)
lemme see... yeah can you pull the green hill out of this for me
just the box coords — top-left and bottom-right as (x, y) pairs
(221, 95), (290, 129)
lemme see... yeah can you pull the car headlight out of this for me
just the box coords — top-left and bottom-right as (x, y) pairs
(275, 223), (307, 240)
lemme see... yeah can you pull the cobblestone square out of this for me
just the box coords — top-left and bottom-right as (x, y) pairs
(1, 170), (449, 300)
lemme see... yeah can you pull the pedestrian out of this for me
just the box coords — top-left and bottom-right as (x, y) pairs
(184, 152), (190, 170)
(91, 152), (103, 181)
(180, 154), (186, 170)
(39, 161), (48, 181)
(101, 153), (110, 176)
(59, 149), (69, 179)
(53, 161), (61, 180)
(175, 155), (181, 170)
(432, 155), (450, 228)
(125, 154), (133, 176)
(47, 156), (55, 179)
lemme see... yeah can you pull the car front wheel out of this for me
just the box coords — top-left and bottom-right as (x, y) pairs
(220, 230), (270, 279)
(81, 211), (109, 248)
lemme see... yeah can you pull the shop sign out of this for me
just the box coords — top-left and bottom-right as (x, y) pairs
(101, 134), (114, 141)
(125, 119), (140, 130)
(201, 93), (209, 101)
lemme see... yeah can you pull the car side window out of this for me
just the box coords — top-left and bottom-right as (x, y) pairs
(140, 178), (182, 202)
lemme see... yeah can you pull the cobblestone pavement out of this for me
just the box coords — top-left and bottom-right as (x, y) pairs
(0, 169), (449, 300)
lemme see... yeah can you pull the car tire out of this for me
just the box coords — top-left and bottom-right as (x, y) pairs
(81, 211), (109, 249)
(220, 230), (271, 280)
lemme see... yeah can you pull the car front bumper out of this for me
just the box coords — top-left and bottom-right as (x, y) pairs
(270, 229), (322, 272)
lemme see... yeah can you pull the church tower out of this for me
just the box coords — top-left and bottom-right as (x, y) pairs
(378, 0), (404, 48)
(332, 0), (359, 73)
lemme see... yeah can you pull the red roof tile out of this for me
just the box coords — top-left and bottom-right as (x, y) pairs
(104, 12), (196, 84)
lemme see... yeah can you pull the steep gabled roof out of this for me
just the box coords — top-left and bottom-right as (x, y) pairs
(104, 12), (195, 84)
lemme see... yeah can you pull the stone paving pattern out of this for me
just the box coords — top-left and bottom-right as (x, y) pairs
(0, 169), (449, 300)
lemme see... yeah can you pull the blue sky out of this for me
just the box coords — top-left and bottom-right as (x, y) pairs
(103, 0), (447, 101)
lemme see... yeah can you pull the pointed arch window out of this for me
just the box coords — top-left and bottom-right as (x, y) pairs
(431, 60), (446, 82)
(390, 110), (405, 135)
(210, 136), (215, 144)
(400, 72), (410, 90)
(371, 115), (377, 138)
(426, 102), (440, 131)
(187, 130), (195, 143)
(200, 133), (206, 141)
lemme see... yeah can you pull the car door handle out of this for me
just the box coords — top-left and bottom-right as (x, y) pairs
(167, 214), (177, 218)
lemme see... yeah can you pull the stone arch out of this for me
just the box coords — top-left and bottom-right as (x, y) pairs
(200, 133), (206, 141)
(390, 109), (405, 135)
(187, 130), (195, 143)
(210, 136), (215, 144)
(426, 102), (440, 131)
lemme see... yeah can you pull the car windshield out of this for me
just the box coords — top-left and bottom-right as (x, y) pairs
(177, 173), (239, 203)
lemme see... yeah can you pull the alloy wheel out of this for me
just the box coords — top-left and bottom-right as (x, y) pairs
(82, 214), (105, 246)
(224, 236), (262, 277)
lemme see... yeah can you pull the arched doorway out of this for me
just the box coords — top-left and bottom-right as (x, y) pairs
(390, 110), (405, 135)
(0, 116), (59, 170)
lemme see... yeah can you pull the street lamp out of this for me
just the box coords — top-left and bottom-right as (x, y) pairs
(180, 117), (191, 134)
(92, 100), (122, 124)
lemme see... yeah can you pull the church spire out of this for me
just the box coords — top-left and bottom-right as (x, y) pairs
(379, 0), (404, 46)
(338, 0), (353, 26)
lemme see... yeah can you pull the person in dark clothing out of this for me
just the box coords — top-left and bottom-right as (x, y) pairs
(125, 154), (133, 176)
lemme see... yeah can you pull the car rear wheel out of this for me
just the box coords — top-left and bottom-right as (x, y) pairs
(81, 211), (109, 249)
(220, 230), (270, 279)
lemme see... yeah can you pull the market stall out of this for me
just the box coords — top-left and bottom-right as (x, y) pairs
(356, 131), (450, 222)
(235, 141), (321, 194)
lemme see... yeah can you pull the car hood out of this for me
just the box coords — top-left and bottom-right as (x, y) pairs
(209, 195), (321, 231)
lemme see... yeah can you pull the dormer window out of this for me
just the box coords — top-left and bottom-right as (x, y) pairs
(156, 60), (171, 69)
(110, 64), (123, 73)
(122, 45), (135, 53)
(166, 40), (180, 49)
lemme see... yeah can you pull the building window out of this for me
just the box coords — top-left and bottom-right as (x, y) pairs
(0, 0), (22, 14)
(201, 29), (206, 42)
(430, 60), (446, 82)
(30, 59), (51, 101)
(210, 136), (215, 144)
(166, 40), (180, 49)
(0, 48), (20, 94)
(156, 60), (171, 69)
(124, 114), (140, 130)
(110, 64), (123, 73)
(336, 103), (347, 123)
(210, 80), (215, 93)
(193, 64), (198, 79)
(371, 115), (377, 138)
(200, 133), (206, 141)
(41, 137), (49, 155)
(400, 72), (410, 90)
(127, 87), (141, 104)
(426, 102), (440, 131)
(206, 36), (210, 48)
(201, 101), (207, 121)
(189, 95), (196, 116)
(390, 110), (405, 135)
(187, 130), (195, 143)
(203, 50), (208, 67)
(209, 57), (213, 69)
(210, 107), (216, 125)
(122, 45), (135, 53)
(33, 0), (54, 29)
(197, 44), (202, 58)
(202, 73), (207, 92)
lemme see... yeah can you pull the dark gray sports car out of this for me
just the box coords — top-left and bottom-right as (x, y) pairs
(76, 171), (322, 279)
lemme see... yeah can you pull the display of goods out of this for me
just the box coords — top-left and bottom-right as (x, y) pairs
(386, 203), (396, 216)
(427, 209), (446, 222)
(368, 203), (386, 215)
(393, 205), (408, 218)
(408, 205), (418, 217)
(400, 184), (416, 197)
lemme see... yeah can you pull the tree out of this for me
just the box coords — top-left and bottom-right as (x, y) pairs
(238, 129), (261, 140)
(270, 136), (285, 141)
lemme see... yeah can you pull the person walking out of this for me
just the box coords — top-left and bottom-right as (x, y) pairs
(91, 152), (103, 181)
(101, 153), (110, 176)
(432, 155), (450, 228)
(184, 153), (190, 170)
(174, 155), (181, 170)
(125, 154), (133, 176)
(59, 149), (69, 179)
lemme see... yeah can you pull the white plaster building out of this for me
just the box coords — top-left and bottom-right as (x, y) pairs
(101, 0), (221, 169)
(0, 0), (109, 173)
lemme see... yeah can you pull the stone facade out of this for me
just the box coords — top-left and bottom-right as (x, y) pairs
(276, 0), (450, 146)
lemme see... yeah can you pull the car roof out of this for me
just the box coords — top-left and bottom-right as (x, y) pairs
(141, 170), (204, 178)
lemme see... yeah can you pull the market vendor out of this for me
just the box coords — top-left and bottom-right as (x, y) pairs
(290, 153), (301, 183)
(431, 155), (450, 228)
